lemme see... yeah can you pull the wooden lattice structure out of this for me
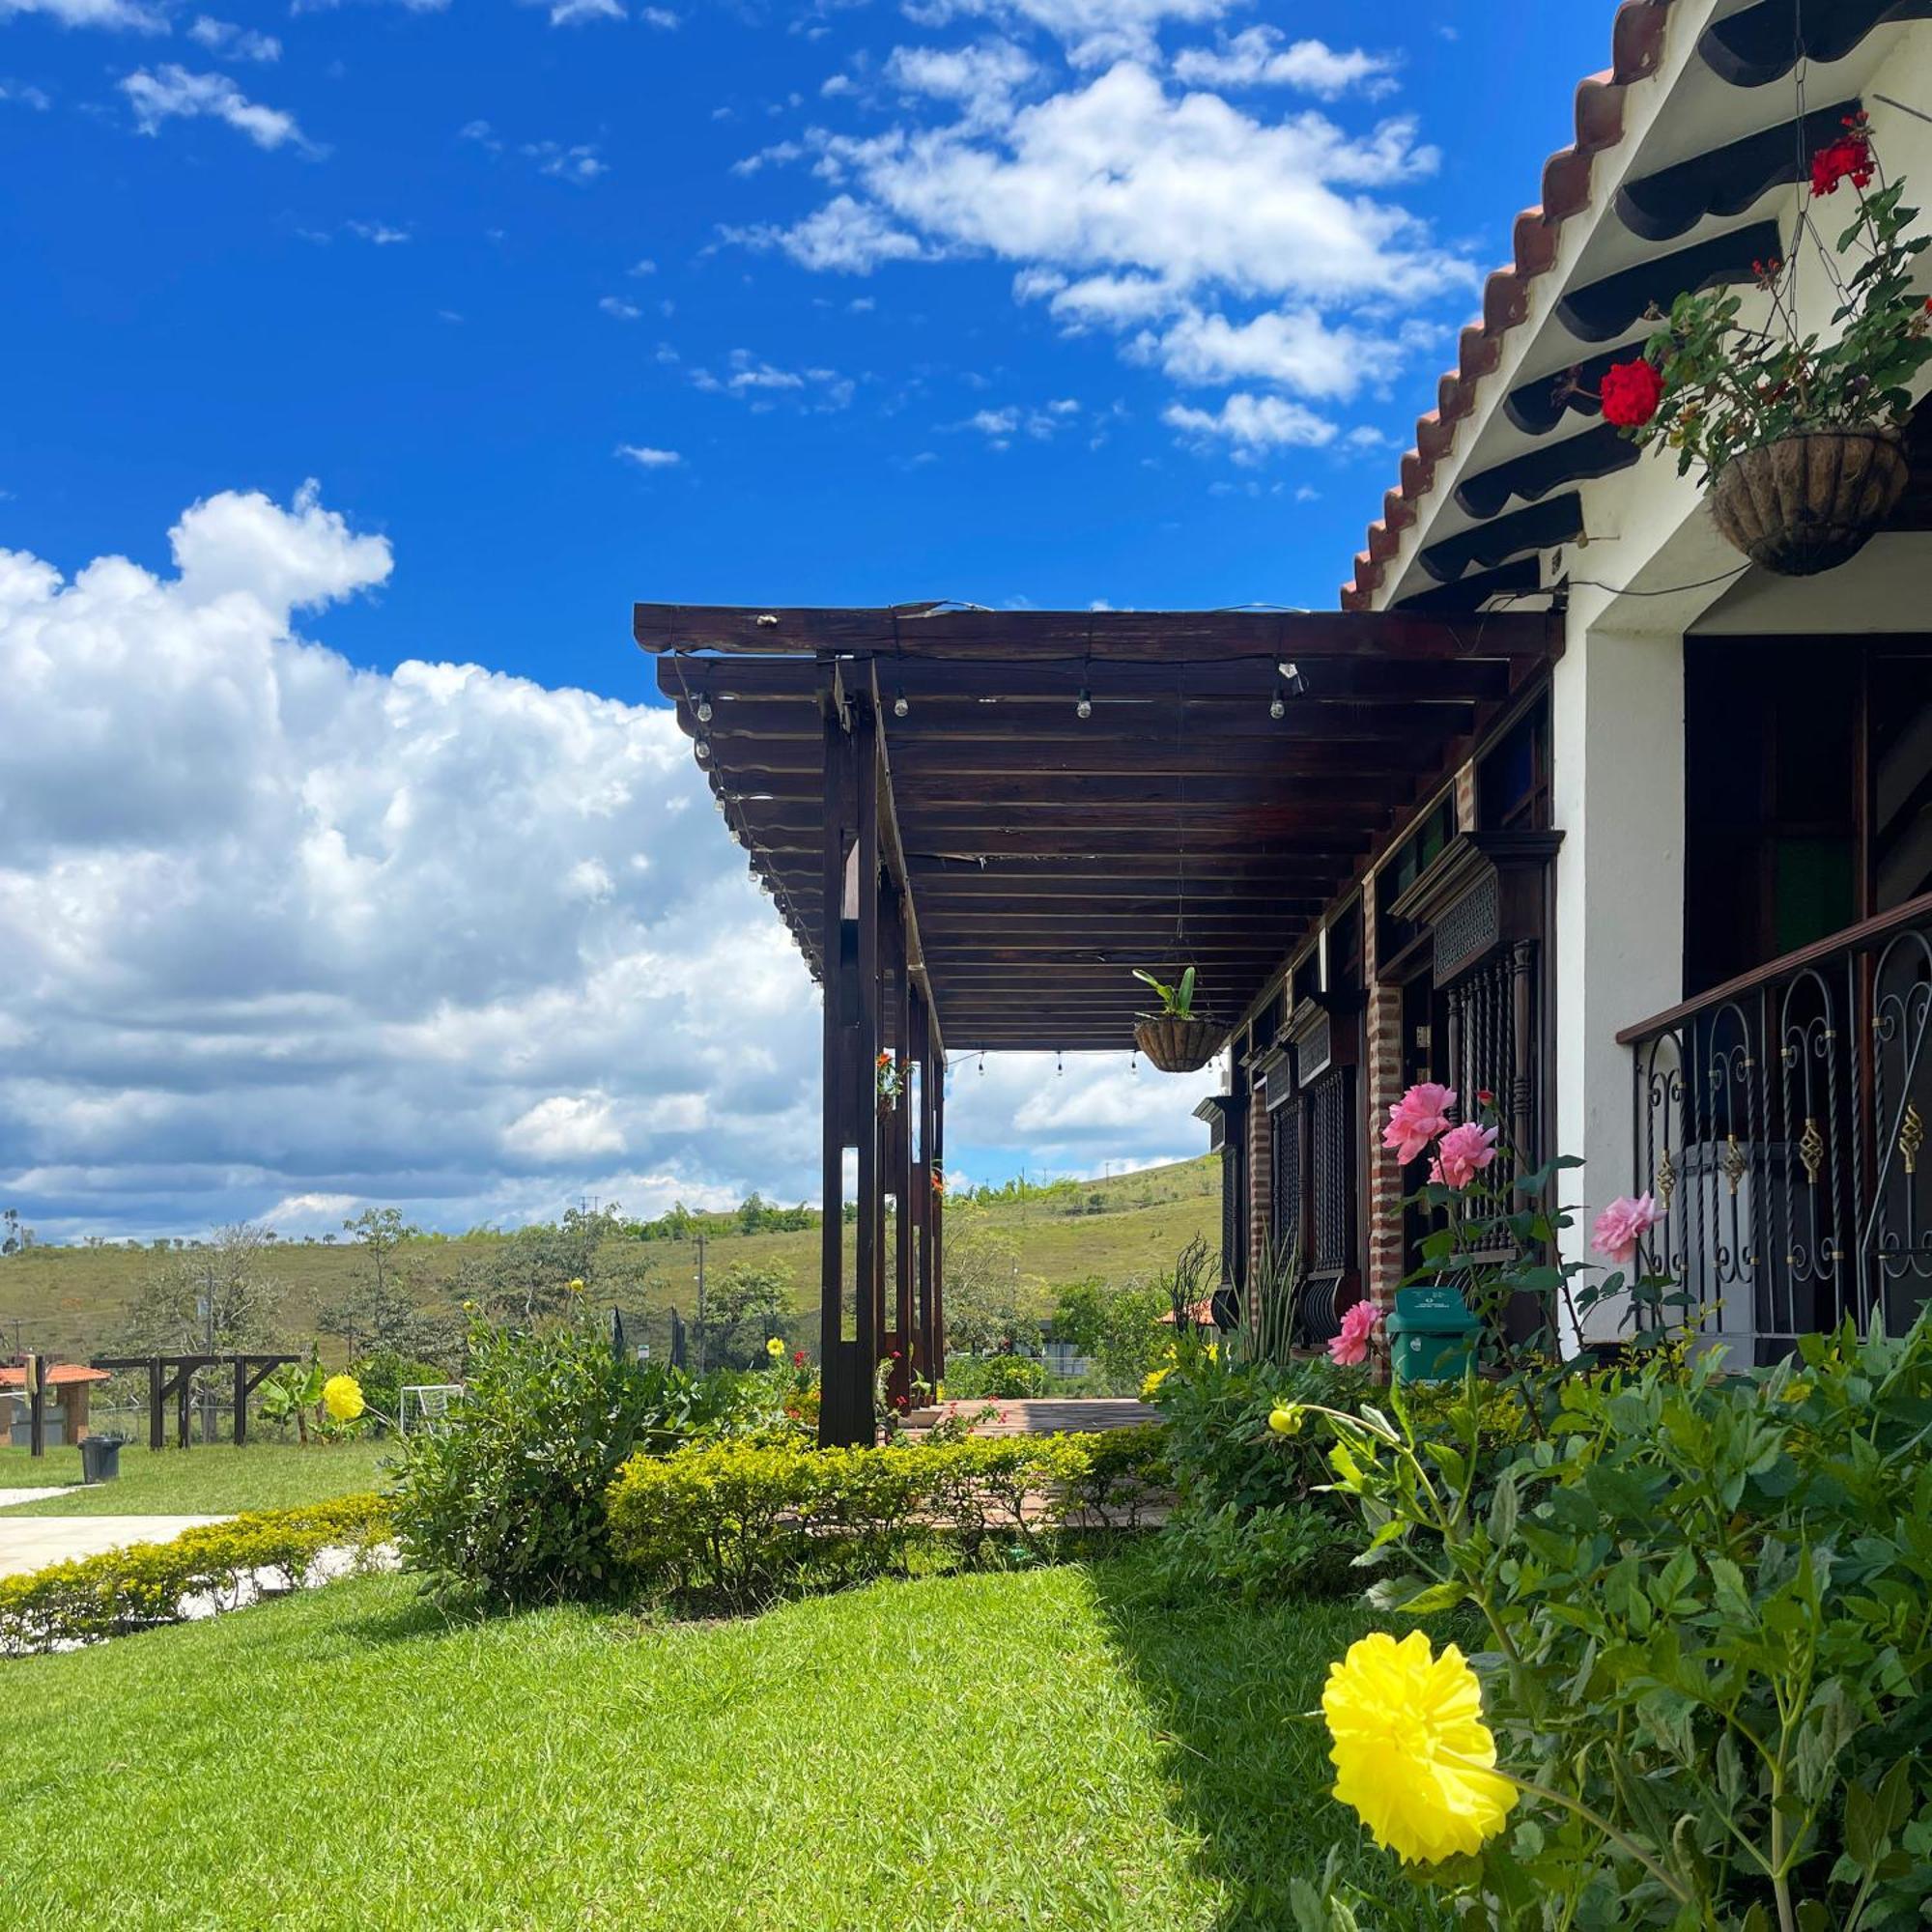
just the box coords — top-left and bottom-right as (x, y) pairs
(91, 1353), (301, 1450)
(637, 603), (1560, 1442)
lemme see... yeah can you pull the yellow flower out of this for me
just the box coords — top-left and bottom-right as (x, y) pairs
(1322, 1632), (1515, 1864)
(766, 1336), (786, 1359)
(322, 1375), (365, 1424)
(1140, 1364), (1172, 1403)
(567, 1277), (585, 1295)
(1267, 1404), (1303, 1437)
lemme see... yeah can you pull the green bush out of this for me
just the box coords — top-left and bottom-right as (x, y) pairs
(390, 1319), (758, 1605)
(347, 1350), (455, 1432)
(945, 1352), (1052, 1400)
(1315, 1317), (1932, 1929)
(0, 1494), (390, 1654)
(607, 1432), (1144, 1609)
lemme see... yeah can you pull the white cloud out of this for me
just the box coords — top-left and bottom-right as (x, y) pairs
(0, 77), (52, 107)
(346, 219), (410, 243)
(0, 0), (164, 27)
(1172, 28), (1398, 99)
(186, 15), (282, 60)
(502, 1094), (626, 1162)
(599, 295), (642, 318)
(121, 65), (320, 155)
(725, 192), (926, 273)
(629, 257), (658, 275)
(1163, 390), (1338, 456)
(957, 398), (1079, 444)
(543, 0), (625, 22)
(903, 0), (1235, 69)
(0, 487), (838, 1236)
(615, 443), (682, 467)
(1135, 306), (1415, 400)
(689, 349), (854, 411)
(521, 138), (607, 182)
(639, 5), (677, 24)
(884, 38), (1036, 127)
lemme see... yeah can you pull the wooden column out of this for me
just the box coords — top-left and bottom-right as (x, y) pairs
(854, 705), (882, 1412)
(26, 1354), (45, 1458)
(888, 886), (915, 1407)
(910, 983), (935, 1391)
(149, 1356), (164, 1452)
(234, 1357), (249, 1447)
(931, 1062), (947, 1378)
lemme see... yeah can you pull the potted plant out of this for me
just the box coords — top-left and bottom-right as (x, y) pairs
(1132, 966), (1221, 1073)
(1598, 114), (1930, 576)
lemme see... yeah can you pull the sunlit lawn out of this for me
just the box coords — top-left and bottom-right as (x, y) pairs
(0, 1439), (393, 1516)
(0, 1549), (1442, 1931)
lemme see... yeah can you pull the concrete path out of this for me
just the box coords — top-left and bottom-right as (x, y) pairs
(0, 1487), (77, 1509)
(908, 1397), (1159, 1435)
(0, 1515), (228, 1577)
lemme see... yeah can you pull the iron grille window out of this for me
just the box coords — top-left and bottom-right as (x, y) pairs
(1271, 1105), (1302, 1259)
(1220, 1132), (1247, 1290)
(1309, 1068), (1352, 1273)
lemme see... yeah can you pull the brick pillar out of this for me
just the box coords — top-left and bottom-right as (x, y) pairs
(1454, 758), (1477, 834)
(1247, 1080), (1272, 1271)
(1360, 872), (1406, 1327)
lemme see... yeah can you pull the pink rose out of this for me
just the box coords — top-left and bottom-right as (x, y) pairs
(1435, 1122), (1498, 1191)
(1592, 1193), (1661, 1267)
(1382, 1082), (1457, 1164)
(1327, 1299), (1381, 1367)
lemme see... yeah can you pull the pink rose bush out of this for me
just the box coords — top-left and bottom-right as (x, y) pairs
(1591, 1193), (1662, 1267)
(1435, 1122), (1498, 1191)
(1328, 1299), (1381, 1367)
(1383, 1082), (1456, 1164)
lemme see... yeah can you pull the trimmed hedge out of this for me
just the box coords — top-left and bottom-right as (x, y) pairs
(0, 1493), (391, 1655)
(606, 1429), (1167, 1608)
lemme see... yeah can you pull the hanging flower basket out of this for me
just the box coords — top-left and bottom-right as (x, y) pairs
(1134, 1013), (1223, 1074)
(1590, 113), (1930, 579)
(1709, 426), (1908, 576)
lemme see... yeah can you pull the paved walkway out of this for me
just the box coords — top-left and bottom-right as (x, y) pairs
(0, 1515), (228, 1577)
(910, 1397), (1158, 1435)
(0, 1487), (77, 1509)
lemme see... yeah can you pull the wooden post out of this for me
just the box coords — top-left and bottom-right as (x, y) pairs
(854, 703), (882, 1416)
(910, 983), (934, 1393)
(26, 1354), (44, 1458)
(149, 1356), (164, 1452)
(888, 884), (914, 1407)
(234, 1357), (249, 1447)
(931, 1062), (947, 1377)
(176, 1366), (192, 1450)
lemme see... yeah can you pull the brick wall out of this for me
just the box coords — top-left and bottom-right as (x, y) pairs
(1361, 871), (1406, 1324)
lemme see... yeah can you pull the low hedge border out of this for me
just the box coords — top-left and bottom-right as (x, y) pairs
(0, 1493), (392, 1656)
(606, 1427), (1169, 1608)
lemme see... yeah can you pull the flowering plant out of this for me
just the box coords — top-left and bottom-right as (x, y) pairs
(1597, 117), (1931, 483)
(875, 1050), (904, 1106)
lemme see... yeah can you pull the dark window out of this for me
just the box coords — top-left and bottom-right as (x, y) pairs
(1478, 698), (1552, 831)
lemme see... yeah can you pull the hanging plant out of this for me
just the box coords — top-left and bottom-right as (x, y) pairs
(1131, 966), (1221, 1074)
(1597, 114), (1930, 576)
(876, 1049), (905, 1110)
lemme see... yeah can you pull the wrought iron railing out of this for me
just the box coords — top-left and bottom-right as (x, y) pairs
(1620, 893), (1932, 1362)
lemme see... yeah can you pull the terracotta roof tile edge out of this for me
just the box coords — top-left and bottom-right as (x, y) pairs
(1341, 0), (1678, 608)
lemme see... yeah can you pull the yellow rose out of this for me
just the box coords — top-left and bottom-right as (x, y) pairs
(322, 1375), (365, 1424)
(766, 1336), (786, 1359)
(1321, 1632), (1515, 1864)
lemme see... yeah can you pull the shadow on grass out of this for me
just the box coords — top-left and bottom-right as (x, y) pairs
(1084, 1548), (1454, 1932)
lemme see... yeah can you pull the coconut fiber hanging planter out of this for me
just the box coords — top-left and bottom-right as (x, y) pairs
(1133, 1012), (1223, 1075)
(1709, 426), (1909, 576)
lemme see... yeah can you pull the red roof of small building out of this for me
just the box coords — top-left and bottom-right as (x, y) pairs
(0, 1363), (113, 1387)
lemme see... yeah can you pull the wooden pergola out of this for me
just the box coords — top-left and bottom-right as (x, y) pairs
(637, 602), (1559, 1442)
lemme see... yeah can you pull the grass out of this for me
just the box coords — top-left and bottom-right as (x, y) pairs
(0, 1439), (393, 1516)
(0, 1155), (1219, 1363)
(0, 1550), (1442, 1931)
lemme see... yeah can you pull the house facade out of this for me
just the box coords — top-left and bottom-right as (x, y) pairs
(1214, 0), (1932, 1363)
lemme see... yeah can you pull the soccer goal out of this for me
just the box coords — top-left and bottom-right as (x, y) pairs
(398, 1383), (463, 1436)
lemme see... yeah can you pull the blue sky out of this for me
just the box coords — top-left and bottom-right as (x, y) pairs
(0, 0), (1608, 1238)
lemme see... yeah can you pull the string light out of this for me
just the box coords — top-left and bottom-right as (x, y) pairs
(1269, 691), (1286, 720)
(695, 739), (712, 764)
(696, 697), (713, 724)
(1076, 689), (1093, 721)
(893, 687), (909, 719)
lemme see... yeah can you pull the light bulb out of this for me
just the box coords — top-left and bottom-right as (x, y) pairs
(696, 698), (714, 724)
(1076, 689), (1093, 721)
(1270, 692), (1286, 720)
(695, 739), (712, 763)
(894, 689), (909, 719)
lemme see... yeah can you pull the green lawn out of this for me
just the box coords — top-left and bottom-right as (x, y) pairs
(0, 1553), (1442, 1930)
(0, 1439), (393, 1516)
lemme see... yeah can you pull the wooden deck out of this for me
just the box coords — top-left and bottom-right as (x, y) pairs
(908, 1397), (1157, 1436)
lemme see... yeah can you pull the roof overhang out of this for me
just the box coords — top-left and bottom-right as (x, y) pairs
(637, 603), (1561, 1053)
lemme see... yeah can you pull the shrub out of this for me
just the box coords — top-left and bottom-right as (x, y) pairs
(1306, 1316), (1932, 1929)
(945, 1352), (1051, 1400)
(606, 1433), (1110, 1610)
(348, 1350), (456, 1432)
(390, 1319), (753, 1605)
(0, 1494), (390, 1654)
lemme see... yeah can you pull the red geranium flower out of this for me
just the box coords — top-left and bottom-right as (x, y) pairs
(1600, 357), (1663, 428)
(1811, 133), (1874, 197)
(793, 1349), (807, 1366)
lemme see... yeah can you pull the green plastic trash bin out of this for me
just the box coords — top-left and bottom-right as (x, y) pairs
(1387, 1287), (1481, 1384)
(78, 1434), (127, 1484)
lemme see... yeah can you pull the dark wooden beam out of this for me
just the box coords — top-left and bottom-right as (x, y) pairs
(638, 602), (1559, 664)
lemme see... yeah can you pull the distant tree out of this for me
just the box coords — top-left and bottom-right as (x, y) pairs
(118, 1223), (288, 1354)
(705, 1262), (793, 1367)
(474, 1204), (661, 1324)
(939, 1212), (1051, 1354)
(1050, 1274), (1169, 1385)
(1, 1208), (34, 1255)
(316, 1208), (456, 1362)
